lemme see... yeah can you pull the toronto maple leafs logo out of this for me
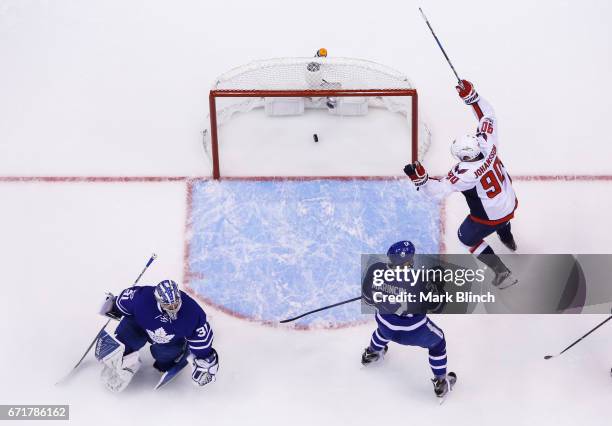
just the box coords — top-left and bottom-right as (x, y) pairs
(146, 327), (175, 344)
(155, 313), (170, 323)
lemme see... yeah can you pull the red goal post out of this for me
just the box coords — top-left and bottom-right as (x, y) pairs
(205, 57), (429, 179)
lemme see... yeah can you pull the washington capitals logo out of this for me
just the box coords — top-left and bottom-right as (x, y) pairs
(146, 327), (175, 344)
(454, 165), (468, 174)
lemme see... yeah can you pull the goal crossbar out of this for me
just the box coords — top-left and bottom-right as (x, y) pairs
(208, 89), (419, 179)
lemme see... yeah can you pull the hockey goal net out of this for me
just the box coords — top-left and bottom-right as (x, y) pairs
(204, 57), (431, 179)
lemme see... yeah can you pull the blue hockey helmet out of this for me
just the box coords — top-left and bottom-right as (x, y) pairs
(387, 241), (416, 266)
(154, 280), (182, 320)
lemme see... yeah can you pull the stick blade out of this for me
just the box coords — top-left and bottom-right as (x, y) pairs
(544, 355), (554, 360)
(54, 373), (72, 387)
(154, 358), (189, 390)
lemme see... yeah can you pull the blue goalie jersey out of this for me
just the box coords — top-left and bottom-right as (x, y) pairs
(114, 285), (214, 359)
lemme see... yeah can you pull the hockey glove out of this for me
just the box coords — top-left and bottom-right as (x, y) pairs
(98, 292), (123, 320)
(192, 349), (219, 387)
(403, 161), (429, 188)
(456, 80), (480, 105)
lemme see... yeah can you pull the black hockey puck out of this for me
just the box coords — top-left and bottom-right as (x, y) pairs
(313, 134), (319, 142)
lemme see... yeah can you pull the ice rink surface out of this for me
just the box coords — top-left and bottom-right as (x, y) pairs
(188, 179), (442, 326)
(1, 0), (612, 425)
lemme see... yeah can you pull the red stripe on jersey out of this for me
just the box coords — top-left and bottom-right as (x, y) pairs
(469, 240), (484, 253)
(470, 199), (519, 225)
(472, 102), (484, 120)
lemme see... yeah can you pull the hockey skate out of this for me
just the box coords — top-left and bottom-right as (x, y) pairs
(499, 234), (517, 252)
(492, 270), (518, 289)
(361, 346), (388, 365)
(431, 372), (457, 399)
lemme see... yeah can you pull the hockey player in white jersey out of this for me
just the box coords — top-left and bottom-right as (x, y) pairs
(404, 80), (518, 289)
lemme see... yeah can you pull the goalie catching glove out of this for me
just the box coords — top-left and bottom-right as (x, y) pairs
(403, 161), (429, 188)
(192, 348), (219, 387)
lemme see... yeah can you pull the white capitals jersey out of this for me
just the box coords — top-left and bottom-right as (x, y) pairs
(422, 96), (517, 225)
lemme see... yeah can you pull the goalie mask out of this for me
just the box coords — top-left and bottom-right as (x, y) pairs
(450, 134), (481, 162)
(154, 280), (182, 320)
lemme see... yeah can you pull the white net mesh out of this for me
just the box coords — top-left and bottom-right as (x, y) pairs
(213, 57), (414, 90)
(204, 57), (431, 175)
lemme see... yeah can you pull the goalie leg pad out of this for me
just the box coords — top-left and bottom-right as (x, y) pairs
(95, 330), (125, 365)
(96, 330), (142, 393)
(100, 351), (141, 393)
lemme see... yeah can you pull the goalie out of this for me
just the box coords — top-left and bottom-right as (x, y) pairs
(404, 80), (518, 289)
(305, 47), (337, 110)
(95, 280), (219, 392)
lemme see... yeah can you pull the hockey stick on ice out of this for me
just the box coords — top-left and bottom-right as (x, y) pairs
(55, 253), (157, 385)
(419, 7), (463, 84)
(544, 313), (612, 360)
(279, 296), (361, 323)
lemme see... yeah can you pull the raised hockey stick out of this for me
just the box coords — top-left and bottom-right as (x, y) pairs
(55, 253), (157, 385)
(544, 313), (612, 360)
(279, 296), (361, 323)
(418, 7), (462, 84)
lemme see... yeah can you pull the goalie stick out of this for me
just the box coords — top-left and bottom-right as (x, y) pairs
(55, 253), (157, 385)
(154, 351), (190, 390)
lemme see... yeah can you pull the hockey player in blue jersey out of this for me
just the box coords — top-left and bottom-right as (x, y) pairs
(95, 279), (218, 392)
(361, 241), (456, 399)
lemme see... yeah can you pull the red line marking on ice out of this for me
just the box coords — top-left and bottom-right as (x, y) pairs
(1, 174), (611, 183)
(221, 176), (405, 181)
(438, 201), (447, 254)
(0, 176), (191, 183)
(182, 178), (195, 289)
(0, 175), (402, 183)
(512, 175), (612, 181)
